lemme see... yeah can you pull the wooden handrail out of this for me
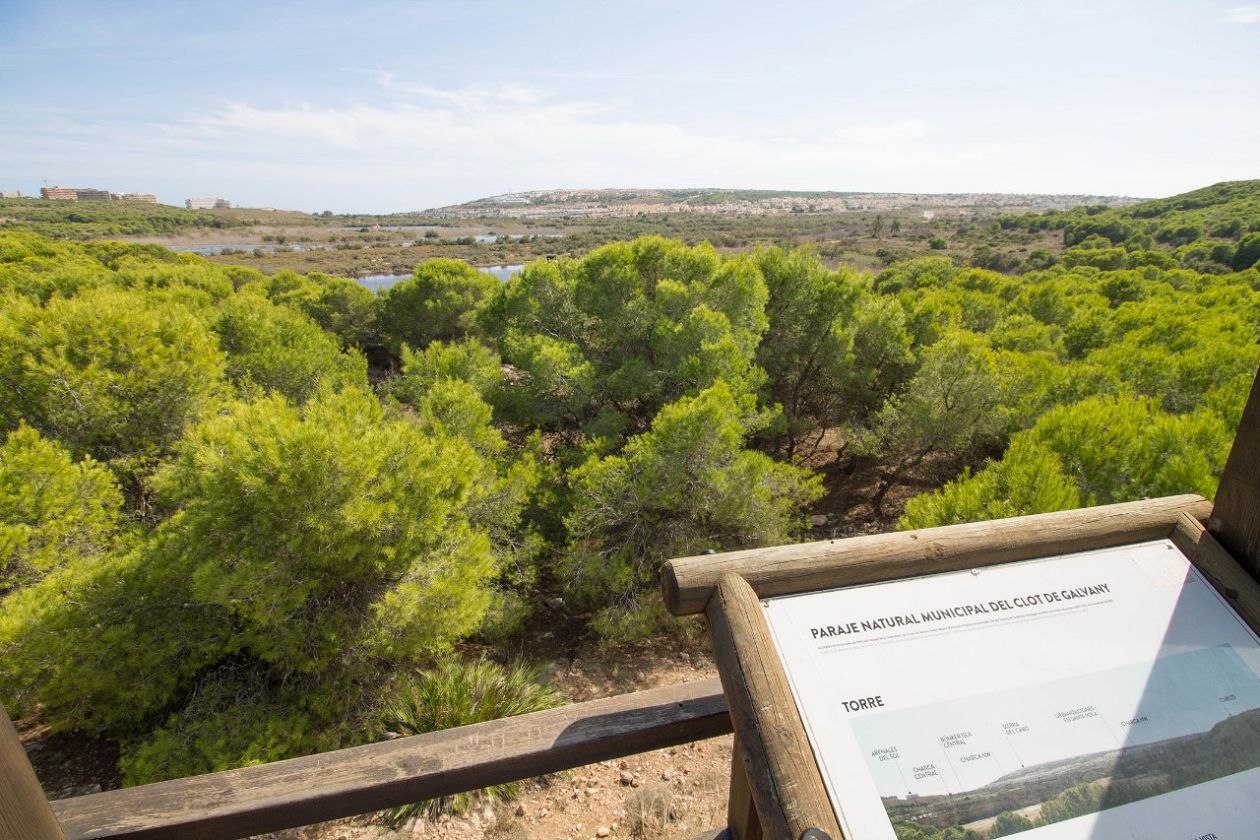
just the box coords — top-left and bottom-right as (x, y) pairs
(51, 678), (730, 840)
(661, 494), (1212, 615)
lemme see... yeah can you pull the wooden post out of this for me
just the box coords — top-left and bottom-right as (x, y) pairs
(1211, 367), (1260, 582)
(706, 573), (843, 840)
(0, 701), (65, 840)
(726, 735), (762, 840)
(1171, 512), (1260, 635)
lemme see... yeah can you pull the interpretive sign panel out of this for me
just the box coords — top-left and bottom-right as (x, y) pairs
(764, 539), (1260, 840)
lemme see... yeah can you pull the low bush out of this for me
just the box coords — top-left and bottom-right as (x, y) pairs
(382, 658), (563, 821)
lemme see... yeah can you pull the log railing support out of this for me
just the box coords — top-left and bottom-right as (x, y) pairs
(706, 573), (842, 839)
(1, 701), (65, 840)
(725, 735), (762, 840)
(1210, 366), (1260, 582)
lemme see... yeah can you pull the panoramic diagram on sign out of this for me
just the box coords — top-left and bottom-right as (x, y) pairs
(764, 541), (1260, 839)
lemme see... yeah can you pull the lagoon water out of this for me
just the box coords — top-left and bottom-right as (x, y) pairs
(356, 274), (408, 291)
(480, 264), (524, 282)
(181, 244), (255, 256)
(357, 264), (523, 291)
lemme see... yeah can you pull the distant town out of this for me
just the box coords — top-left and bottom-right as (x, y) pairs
(1, 185), (1146, 220)
(426, 187), (1144, 219)
(1, 186), (232, 210)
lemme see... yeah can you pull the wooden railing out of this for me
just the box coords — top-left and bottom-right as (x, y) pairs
(35, 679), (730, 840)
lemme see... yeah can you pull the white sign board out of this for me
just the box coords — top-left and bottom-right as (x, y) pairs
(764, 539), (1260, 840)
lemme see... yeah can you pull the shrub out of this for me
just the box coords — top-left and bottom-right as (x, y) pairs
(1, 386), (516, 780)
(0, 286), (227, 479)
(1038, 781), (1105, 825)
(753, 247), (864, 454)
(899, 436), (1080, 529)
(478, 238), (770, 440)
(1234, 232), (1260, 270)
(379, 258), (499, 353)
(213, 293), (368, 403)
(259, 270), (380, 350)
(382, 658), (563, 820)
(0, 542), (232, 729)
(990, 811), (1034, 836)
(393, 339), (505, 414)
(0, 425), (123, 592)
(900, 395), (1232, 528)
(857, 331), (1030, 484)
(151, 386), (503, 673)
(562, 381), (821, 635)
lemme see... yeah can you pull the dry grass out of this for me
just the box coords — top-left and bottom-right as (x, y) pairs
(488, 803), (531, 840)
(626, 786), (678, 838)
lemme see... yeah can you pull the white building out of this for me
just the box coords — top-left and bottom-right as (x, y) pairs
(186, 197), (231, 209)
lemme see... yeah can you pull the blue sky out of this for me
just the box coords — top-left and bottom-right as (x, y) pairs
(1, 0), (1257, 212)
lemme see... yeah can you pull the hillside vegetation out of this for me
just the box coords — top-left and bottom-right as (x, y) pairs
(0, 180), (1257, 793)
(435, 187), (1136, 214)
(998, 179), (1260, 275)
(0, 197), (317, 239)
(0, 185), (1149, 280)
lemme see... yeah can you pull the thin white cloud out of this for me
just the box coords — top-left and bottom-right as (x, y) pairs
(1226, 5), (1260, 22)
(372, 73), (549, 108)
(5, 79), (1257, 210)
(157, 96), (952, 193)
(829, 119), (936, 144)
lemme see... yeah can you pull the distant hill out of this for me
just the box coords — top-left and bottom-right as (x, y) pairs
(998, 179), (1260, 272)
(1106, 180), (1260, 244)
(426, 187), (1142, 218)
(0, 197), (316, 240)
(1124, 179), (1260, 217)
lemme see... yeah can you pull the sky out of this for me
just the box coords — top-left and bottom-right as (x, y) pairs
(1, 0), (1257, 213)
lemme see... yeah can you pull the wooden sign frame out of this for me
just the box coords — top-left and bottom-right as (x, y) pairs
(661, 369), (1260, 840)
(665, 503), (1260, 840)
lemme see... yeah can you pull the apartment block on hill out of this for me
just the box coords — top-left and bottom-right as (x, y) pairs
(186, 197), (231, 209)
